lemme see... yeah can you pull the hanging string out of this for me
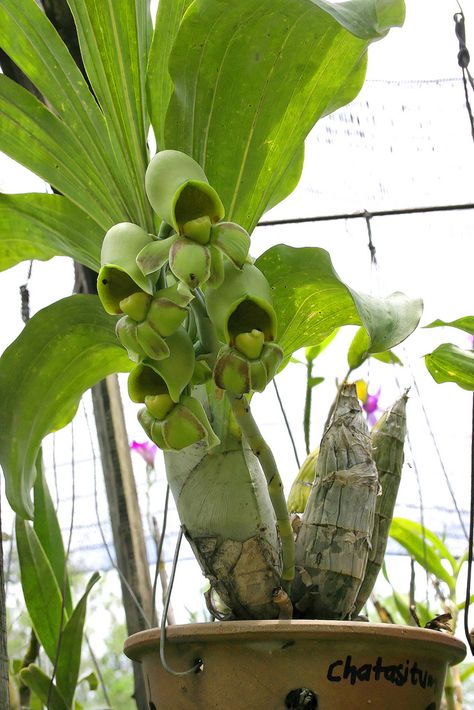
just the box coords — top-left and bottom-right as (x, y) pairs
(159, 528), (202, 676)
(464, 393), (474, 654)
(454, 11), (474, 142)
(272, 379), (301, 469)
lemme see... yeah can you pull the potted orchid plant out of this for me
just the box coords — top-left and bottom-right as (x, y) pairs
(0, 0), (467, 707)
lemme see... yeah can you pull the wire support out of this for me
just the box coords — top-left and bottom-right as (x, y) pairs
(151, 484), (170, 627)
(257, 202), (474, 228)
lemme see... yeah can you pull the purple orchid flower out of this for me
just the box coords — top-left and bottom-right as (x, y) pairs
(362, 388), (381, 427)
(130, 440), (158, 467)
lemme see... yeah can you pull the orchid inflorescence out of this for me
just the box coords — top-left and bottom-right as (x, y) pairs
(97, 150), (283, 452)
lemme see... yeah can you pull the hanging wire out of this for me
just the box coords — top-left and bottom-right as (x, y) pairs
(82, 401), (151, 629)
(151, 484), (170, 627)
(272, 379), (301, 469)
(464, 394), (474, 654)
(159, 528), (202, 676)
(454, 12), (474, 141)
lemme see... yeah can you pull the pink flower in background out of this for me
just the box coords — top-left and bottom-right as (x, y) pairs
(355, 380), (382, 427)
(130, 440), (157, 467)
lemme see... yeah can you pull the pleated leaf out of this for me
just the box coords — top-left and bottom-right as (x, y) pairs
(424, 343), (474, 391)
(0, 295), (133, 519)
(0, 193), (102, 272)
(15, 517), (65, 664)
(424, 316), (474, 336)
(19, 664), (68, 710)
(67, 0), (154, 230)
(256, 245), (422, 361)
(56, 572), (100, 708)
(389, 517), (455, 593)
(0, 75), (120, 230)
(164, 0), (404, 232)
(33, 458), (73, 616)
(0, 0), (129, 223)
(147, 0), (193, 150)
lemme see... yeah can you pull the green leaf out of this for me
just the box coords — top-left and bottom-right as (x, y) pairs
(0, 193), (102, 272)
(424, 343), (474, 391)
(56, 572), (100, 707)
(0, 0), (129, 224)
(457, 594), (474, 612)
(256, 245), (422, 362)
(306, 329), (339, 363)
(147, 0), (193, 151)
(79, 671), (99, 691)
(0, 75), (119, 230)
(67, 0), (154, 230)
(0, 295), (133, 519)
(19, 664), (68, 710)
(372, 350), (403, 366)
(33, 457), (73, 617)
(348, 328), (403, 368)
(460, 663), (474, 682)
(424, 316), (474, 336)
(264, 145), (305, 214)
(165, 0), (404, 232)
(15, 517), (65, 664)
(389, 518), (455, 592)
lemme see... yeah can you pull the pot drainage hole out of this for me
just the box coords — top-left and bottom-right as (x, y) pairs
(285, 688), (318, 708)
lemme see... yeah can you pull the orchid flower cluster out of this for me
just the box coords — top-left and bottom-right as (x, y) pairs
(97, 150), (283, 452)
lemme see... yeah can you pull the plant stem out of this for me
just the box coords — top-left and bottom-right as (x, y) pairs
(228, 393), (295, 592)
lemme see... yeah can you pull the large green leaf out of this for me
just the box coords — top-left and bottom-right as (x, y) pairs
(256, 245), (422, 361)
(19, 664), (68, 710)
(0, 193), (102, 272)
(0, 75), (120, 230)
(0, 0), (130, 222)
(424, 343), (474, 391)
(15, 517), (65, 663)
(164, 0), (404, 232)
(0, 295), (133, 518)
(263, 144), (305, 214)
(424, 316), (474, 336)
(147, 0), (193, 151)
(56, 572), (100, 708)
(33, 457), (73, 617)
(67, 0), (153, 230)
(389, 518), (455, 594)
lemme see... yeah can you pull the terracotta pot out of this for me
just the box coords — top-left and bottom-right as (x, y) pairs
(124, 620), (466, 709)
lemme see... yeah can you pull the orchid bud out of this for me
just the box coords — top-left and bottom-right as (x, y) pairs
(169, 237), (211, 289)
(205, 262), (277, 344)
(213, 341), (283, 394)
(97, 222), (155, 314)
(138, 395), (220, 452)
(145, 150), (224, 234)
(210, 222), (250, 268)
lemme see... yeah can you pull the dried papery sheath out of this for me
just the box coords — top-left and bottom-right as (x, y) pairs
(353, 391), (408, 614)
(164, 441), (282, 619)
(292, 383), (378, 619)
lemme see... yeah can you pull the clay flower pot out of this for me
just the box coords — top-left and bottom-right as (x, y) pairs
(124, 620), (466, 709)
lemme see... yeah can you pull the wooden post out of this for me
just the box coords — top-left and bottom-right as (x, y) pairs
(91, 375), (153, 710)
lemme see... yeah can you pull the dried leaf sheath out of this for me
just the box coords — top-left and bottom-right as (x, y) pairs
(353, 391), (408, 614)
(292, 384), (378, 619)
(164, 440), (282, 620)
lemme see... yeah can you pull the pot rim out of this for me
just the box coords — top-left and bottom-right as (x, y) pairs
(124, 620), (466, 666)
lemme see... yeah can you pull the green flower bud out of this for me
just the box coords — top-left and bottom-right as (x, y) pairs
(205, 262), (277, 344)
(138, 395), (220, 451)
(136, 320), (170, 360)
(169, 237), (211, 289)
(213, 342), (283, 394)
(98, 223), (155, 314)
(145, 150), (224, 233)
(116, 316), (144, 363)
(287, 448), (319, 514)
(210, 222), (250, 268)
(235, 329), (264, 359)
(182, 216), (212, 245)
